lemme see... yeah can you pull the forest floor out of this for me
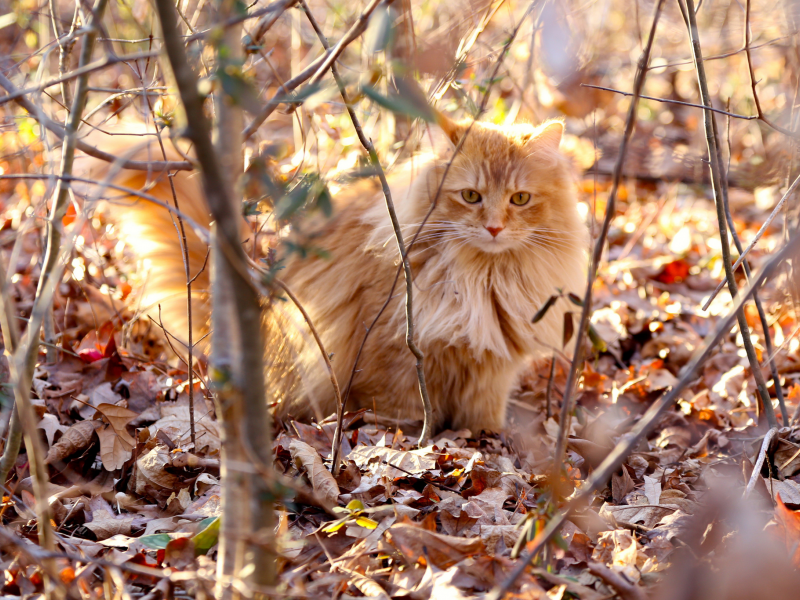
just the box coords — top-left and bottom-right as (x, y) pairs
(2, 153), (800, 599)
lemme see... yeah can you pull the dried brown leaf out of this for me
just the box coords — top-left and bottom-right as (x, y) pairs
(385, 522), (484, 569)
(96, 422), (135, 471)
(45, 420), (99, 464)
(289, 439), (340, 507)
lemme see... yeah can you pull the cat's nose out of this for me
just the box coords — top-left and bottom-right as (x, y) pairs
(486, 226), (504, 237)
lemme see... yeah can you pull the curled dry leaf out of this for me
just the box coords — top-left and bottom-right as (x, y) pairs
(45, 420), (99, 464)
(289, 439), (340, 507)
(135, 446), (180, 502)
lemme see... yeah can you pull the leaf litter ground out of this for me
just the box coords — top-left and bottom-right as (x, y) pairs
(2, 174), (800, 598)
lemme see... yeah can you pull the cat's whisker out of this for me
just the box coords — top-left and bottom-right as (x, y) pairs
(520, 239), (563, 263)
(527, 237), (580, 251)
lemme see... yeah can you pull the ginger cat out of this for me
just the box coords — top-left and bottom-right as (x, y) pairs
(92, 115), (588, 434)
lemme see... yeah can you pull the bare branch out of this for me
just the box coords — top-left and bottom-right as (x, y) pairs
(682, 0), (777, 428)
(0, 73), (193, 171)
(550, 0), (665, 495)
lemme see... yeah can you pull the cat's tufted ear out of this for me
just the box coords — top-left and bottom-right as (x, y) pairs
(531, 119), (565, 151)
(435, 111), (466, 145)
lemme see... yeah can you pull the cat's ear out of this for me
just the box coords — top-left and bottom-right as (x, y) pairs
(435, 111), (466, 145)
(530, 119), (565, 151)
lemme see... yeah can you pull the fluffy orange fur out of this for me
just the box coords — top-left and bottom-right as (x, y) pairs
(87, 116), (588, 434)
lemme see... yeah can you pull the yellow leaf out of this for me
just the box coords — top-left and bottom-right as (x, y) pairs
(322, 519), (347, 533)
(355, 516), (379, 529)
(346, 499), (365, 512)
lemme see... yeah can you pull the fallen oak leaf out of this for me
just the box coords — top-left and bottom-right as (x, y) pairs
(94, 403), (137, 436)
(289, 439), (340, 507)
(93, 403), (137, 471)
(96, 424), (135, 471)
(38, 413), (67, 447)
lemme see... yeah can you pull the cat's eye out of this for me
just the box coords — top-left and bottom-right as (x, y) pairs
(510, 192), (531, 206)
(461, 189), (482, 204)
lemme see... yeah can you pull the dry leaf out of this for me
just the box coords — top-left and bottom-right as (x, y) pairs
(348, 445), (436, 476)
(643, 475), (662, 505)
(84, 497), (139, 541)
(592, 529), (648, 582)
(611, 467), (635, 504)
(385, 523), (484, 568)
(45, 420), (99, 464)
(95, 403), (137, 436)
(37, 413), (67, 447)
(774, 493), (800, 567)
(289, 439), (340, 507)
(135, 446), (179, 502)
(96, 423), (135, 471)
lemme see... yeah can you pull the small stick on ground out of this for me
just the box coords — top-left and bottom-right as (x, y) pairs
(587, 562), (646, 600)
(744, 427), (778, 498)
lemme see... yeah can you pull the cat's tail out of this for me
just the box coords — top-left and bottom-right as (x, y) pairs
(79, 124), (213, 355)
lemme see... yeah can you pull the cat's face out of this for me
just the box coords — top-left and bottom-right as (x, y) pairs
(421, 118), (580, 255)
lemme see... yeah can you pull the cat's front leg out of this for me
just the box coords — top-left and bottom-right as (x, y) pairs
(448, 381), (511, 435)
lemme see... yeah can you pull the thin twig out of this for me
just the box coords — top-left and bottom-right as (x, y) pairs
(550, 0), (665, 494)
(153, 0), (275, 591)
(682, 0), (777, 428)
(488, 231), (800, 600)
(0, 72), (193, 171)
(701, 157), (800, 310)
(0, 255), (23, 485)
(713, 113), (788, 423)
(243, 0), (384, 140)
(249, 0), (300, 45)
(332, 1), (538, 463)
(298, 0), (432, 459)
(587, 562), (646, 600)
(0, 50), (159, 106)
(744, 0), (797, 138)
(273, 277), (343, 433)
(744, 427), (778, 498)
(580, 83), (757, 120)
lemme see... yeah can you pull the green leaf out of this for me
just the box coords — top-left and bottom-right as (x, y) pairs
(532, 295), (558, 323)
(567, 292), (584, 307)
(218, 67), (262, 115)
(393, 76), (436, 122)
(588, 323), (607, 353)
(192, 517), (220, 556)
(137, 533), (171, 550)
(362, 84), (435, 123)
(364, 6), (395, 53)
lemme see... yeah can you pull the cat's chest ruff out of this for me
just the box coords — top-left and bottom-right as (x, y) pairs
(409, 256), (547, 360)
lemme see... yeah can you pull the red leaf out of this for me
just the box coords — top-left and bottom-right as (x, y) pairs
(774, 493), (800, 568)
(654, 259), (691, 284)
